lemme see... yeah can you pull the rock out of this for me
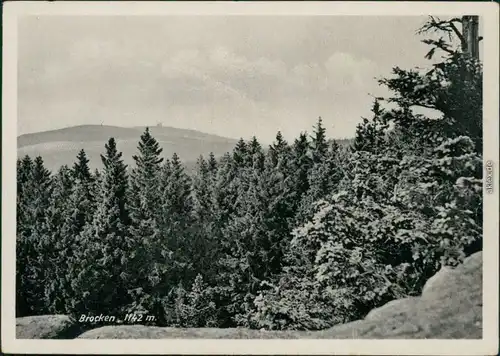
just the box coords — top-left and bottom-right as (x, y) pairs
(16, 315), (82, 339)
(308, 319), (375, 339)
(416, 251), (483, 339)
(318, 251), (483, 339)
(422, 266), (455, 295)
(77, 326), (302, 339)
(365, 297), (420, 321)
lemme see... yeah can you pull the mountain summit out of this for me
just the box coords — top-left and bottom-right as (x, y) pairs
(17, 125), (239, 172)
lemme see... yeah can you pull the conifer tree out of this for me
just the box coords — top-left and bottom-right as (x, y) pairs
(56, 150), (97, 313)
(159, 153), (193, 239)
(247, 136), (265, 170)
(129, 128), (164, 250)
(16, 155), (34, 316)
(151, 152), (195, 316)
(192, 155), (212, 223)
(219, 151), (297, 326)
(352, 99), (389, 154)
(173, 274), (217, 327)
(69, 138), (134, 318)
(31, 156), (53, 219)
(127, 128), (166, 316)
(307, 140), (342, 202)
(208, 152), (218, 175)
(268, 131), (291, 167)
(248, 136), (262, 155)
(17, 158), (23, 194)
(190, 155), (220, 285)
(381, 21), (483, 153)
(17, 156), (34, 204)
(207, 151), (247, 323)
(73, 149), (92, 182)
(93, 168), (101, 181)
(92, 168), (102, 196)
(17, 156), (35, 240)
(232, 138), (248, 168)
(290, 133), (313, 211)
(64, 150), (97, 239)
(311, 117), (328, 163)
(257, 155), (297, 277)
(43, 165), (74, 313)
(210, 152), (239, 246)
(16, 156), (53, 315)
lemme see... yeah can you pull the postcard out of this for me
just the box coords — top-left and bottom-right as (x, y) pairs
(2, 1), (498, 355)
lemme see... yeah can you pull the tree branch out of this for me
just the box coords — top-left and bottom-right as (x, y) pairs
(407, 103), (441, 111)
(439, 46), (457, 56)
(449, 22), (466, 48)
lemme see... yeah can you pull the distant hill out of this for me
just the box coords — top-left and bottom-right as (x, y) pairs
(17, 125), (355, 174)
(17, 125), (239, 173)
(330, 137), (354, 147)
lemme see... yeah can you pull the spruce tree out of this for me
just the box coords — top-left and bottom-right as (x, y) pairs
(17, 156), (35, 240)
(311, 117), (328, 163)
(220, 152), (296, 326)
(64, 150), (97, 239)
(247, 136), (265, 170)
(210, 152), (239, 248)
(61, 150), (97, 313)
(93, 168), (101, 181)
(73, 149), (92, 182)
(191, 155), (219, 283)
(257, 155), (296, 278)
(208, 152), (218, 175)
(69, 138), (134, 319)
(31, 156), (53, 222)
(43, 165), (74, 313)
(290, 133), (313, 212)
(352, 99), (388, 154)
(92, 168), (102, 197)
(173, 274), (217, 327)
(208, 152), (244, 324)
(308, 140), (342, 202)
(128, 128), (164, 316)
(129, 128), (164, 249)
(16, 155), (34, 316)
(16, 156), (53, 315)
(150, 153), (195, 320)
(17, 156), (34, 204)
(268, 131), (291, 167)
(232, 138), (248, 168)
(192, 155), (211, 222)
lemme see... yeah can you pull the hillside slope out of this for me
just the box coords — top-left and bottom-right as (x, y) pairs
(17, 125), (239, 172)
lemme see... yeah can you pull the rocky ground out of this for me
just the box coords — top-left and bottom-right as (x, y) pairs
(15, 314), (87, 339)
(16, 251), (482, 339)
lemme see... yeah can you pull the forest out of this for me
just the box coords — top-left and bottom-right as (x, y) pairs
(16, 17), (483, 331)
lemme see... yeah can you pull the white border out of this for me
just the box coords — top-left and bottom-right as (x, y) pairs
(2, 2), (499, 355)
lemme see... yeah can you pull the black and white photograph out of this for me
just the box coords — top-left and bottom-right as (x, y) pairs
(2, 1), (499, 355)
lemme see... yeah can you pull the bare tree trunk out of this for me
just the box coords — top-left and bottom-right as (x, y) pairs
(462, 16), (480, 60)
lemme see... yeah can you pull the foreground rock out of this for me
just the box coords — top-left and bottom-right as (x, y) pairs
(77, 325), (310, 339)
(310, 251), (483, 339)
(18, 252), (482, 339)
(16, 315), (83, 339)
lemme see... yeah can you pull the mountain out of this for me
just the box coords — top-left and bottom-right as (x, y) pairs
(17, 125), (239, 173)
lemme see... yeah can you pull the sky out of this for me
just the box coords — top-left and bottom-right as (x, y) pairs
(18, 15), (435, 143)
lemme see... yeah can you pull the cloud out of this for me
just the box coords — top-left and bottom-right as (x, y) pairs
(18, 16), (430, 142)
(160, 46), (378, 107)
(161, 46), (289, 103)
(324, 52), (378, 90)
(20, 41), (382, 143)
